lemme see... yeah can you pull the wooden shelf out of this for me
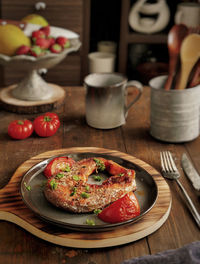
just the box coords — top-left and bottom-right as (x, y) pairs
(118, 0), (168, 74)
(127, 33), (167, 44)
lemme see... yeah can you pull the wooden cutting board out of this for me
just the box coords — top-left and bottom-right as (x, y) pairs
(0, 83), (66, 114)
(0, 147), (171, 248)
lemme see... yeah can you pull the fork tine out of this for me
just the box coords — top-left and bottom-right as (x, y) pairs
(167, 151), (177, 171)
(160, 151), (200, 228)
(160, 151), (169, 171)
(160, 151), (180, 180)
(163, 151), (170, 171)
(166, 151), (175, 171)
(160, 152), (166, 171)
(160, 151), (177, 172)
(164, 151), (172, 172)
(161, 152), (200, 227)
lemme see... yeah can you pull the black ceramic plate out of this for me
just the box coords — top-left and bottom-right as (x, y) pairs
(20, 152), (158, 232)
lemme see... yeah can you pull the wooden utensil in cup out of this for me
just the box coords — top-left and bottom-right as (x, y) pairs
(175, 34), (200, 90)
(188, 60), (200, 88)
(164, 24), (188, 90)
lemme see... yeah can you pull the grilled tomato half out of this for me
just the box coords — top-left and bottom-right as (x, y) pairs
(44, 156), (75, 178)
(98, 192), (140, 223)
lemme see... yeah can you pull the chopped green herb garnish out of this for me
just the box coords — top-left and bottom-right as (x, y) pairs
(63, 164), (71, 172)
(24, 182), (31, 191)
(70, 187), (77, 196)
(119, 173), (125, 176)
(55, 173), (65, 179)
(81, 192), (90, 198)
(93, 175), (102, 182)
(86, 219), (95, 226)
(93, 158), (105, 171)
(85, 185), (90, 191)
(73, 175), (80, 181)
(50, 179), (58, 190)
(94, 209), (102, 215)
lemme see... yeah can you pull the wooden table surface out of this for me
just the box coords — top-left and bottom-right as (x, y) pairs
(0, 86), (199, 264)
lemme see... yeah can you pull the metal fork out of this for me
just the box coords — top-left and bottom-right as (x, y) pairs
(160, 151), (200, 229)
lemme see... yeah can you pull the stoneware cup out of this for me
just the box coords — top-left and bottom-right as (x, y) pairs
(150, 75), (200, 143)
(84, 72), (143, 129)
(88, 52), (116, 73)
(175, 2), (200, 28)
(97, 41), (117, 54)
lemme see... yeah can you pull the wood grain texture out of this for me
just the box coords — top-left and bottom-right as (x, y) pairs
(0, 84), (66, 113)
(0, 86), (199, 264)
(0, 0), (87, 86)
(0, 147), (171, 248)
(122, 86), (200, 253)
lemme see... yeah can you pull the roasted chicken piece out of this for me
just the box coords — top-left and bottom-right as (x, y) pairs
(44, 157), (136, 213)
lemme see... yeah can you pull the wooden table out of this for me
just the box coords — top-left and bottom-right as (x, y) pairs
(0, 86), (199, 264)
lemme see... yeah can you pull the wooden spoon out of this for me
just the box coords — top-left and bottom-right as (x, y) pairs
(188, 60), (200, 88)
(164, 24), (188, 90)
(175, 34), (200, 90)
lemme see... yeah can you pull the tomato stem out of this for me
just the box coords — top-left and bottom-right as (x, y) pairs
(44, 116), (52, 122)
(17, 120), (24, 125)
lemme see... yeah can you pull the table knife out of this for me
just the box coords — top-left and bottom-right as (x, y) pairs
(181, 153), (200, 191)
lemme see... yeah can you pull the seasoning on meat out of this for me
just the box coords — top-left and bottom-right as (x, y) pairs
(44, 157), (136, 213)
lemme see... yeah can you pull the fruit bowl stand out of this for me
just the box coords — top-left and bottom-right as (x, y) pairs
(0, 25), (81, 114)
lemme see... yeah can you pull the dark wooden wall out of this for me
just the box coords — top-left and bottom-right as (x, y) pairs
(0, 0), (91, 87)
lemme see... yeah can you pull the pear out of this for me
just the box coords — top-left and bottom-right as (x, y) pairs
(0, 24), (31, 56)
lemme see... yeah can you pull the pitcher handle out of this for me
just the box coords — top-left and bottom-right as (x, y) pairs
(125, 80), (143, 115)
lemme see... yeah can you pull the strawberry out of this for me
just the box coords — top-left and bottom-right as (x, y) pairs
(31, 30), (46, 42)
(56, 36), (70, 48)
(35, 38), (51, 49)
(47, 36), (55, 46)
(29, 45), (44, 57)
(15, 45), (30, 55)
(50, 43), (63, 53)
(40, 25), (50, 37)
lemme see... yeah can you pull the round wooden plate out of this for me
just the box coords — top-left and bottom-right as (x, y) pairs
(0, 147), (171, 248)
(0, 83), (66, 114)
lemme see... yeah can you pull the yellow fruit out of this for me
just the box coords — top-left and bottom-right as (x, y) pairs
(21, 14), (49, 26)
(0, 24), (31, 56)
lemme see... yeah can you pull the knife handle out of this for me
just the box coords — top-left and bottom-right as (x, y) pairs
(176, 179), (200, 228)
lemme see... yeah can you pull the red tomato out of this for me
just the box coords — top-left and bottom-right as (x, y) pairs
(105, 159), (128, 175)
(98, 192), (140, 223)
(8, 120), (33, 140)
(33, 112), (60, 137)
(43, 156), (75, 178)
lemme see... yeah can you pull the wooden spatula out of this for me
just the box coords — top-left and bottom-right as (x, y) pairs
(188, 60), (200, 88)
(175, 34), (200, 90)
(164, 24), (188, 90)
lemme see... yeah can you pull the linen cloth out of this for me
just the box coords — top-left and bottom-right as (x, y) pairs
(121, 241), (200, 264)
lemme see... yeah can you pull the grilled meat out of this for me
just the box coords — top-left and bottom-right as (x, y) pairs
(44, 157), (136, 213)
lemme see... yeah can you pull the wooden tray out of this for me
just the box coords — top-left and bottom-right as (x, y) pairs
(0, 83), (66, 114)
(0, 147), (171, 248)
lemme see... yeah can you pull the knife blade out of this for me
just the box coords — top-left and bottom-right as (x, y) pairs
(181, 153), (200, 191)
